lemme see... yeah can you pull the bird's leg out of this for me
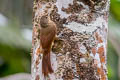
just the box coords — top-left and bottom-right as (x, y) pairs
(54, 36), (59, 41)
(52, 42), (54, 47)
(52, 36), (60, 47)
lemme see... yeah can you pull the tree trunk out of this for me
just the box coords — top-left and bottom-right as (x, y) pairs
(31, 0), (110, 80)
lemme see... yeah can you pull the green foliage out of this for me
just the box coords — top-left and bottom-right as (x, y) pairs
(110, 0), (120, 21)
(107, 66), (113, 79)
(107, 41), (119, 80)
(0, 20), (31, 77)
(0, 44), (30, 77)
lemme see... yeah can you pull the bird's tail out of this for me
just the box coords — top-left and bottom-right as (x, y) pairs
(42, 49), (53, 77)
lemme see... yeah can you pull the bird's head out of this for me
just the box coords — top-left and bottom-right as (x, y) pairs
(40, 15), (49, 28)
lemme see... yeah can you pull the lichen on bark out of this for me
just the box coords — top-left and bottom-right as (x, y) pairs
(32, 0), (110, 80)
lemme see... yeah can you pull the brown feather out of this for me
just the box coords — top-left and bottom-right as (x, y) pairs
(40, 20), (56, 77)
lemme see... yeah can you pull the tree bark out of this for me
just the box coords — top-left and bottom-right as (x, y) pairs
(31, 0), (110, 80)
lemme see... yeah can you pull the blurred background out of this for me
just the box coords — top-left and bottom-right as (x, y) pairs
(0, 0), (120, 80)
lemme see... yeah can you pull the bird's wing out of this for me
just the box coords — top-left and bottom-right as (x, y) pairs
(40, 30), (56, 49)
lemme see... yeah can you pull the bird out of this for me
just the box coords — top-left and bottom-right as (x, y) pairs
(39, 14), (57, 77)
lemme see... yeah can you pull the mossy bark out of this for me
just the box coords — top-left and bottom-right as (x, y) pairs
(32, 0), (110, 80)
